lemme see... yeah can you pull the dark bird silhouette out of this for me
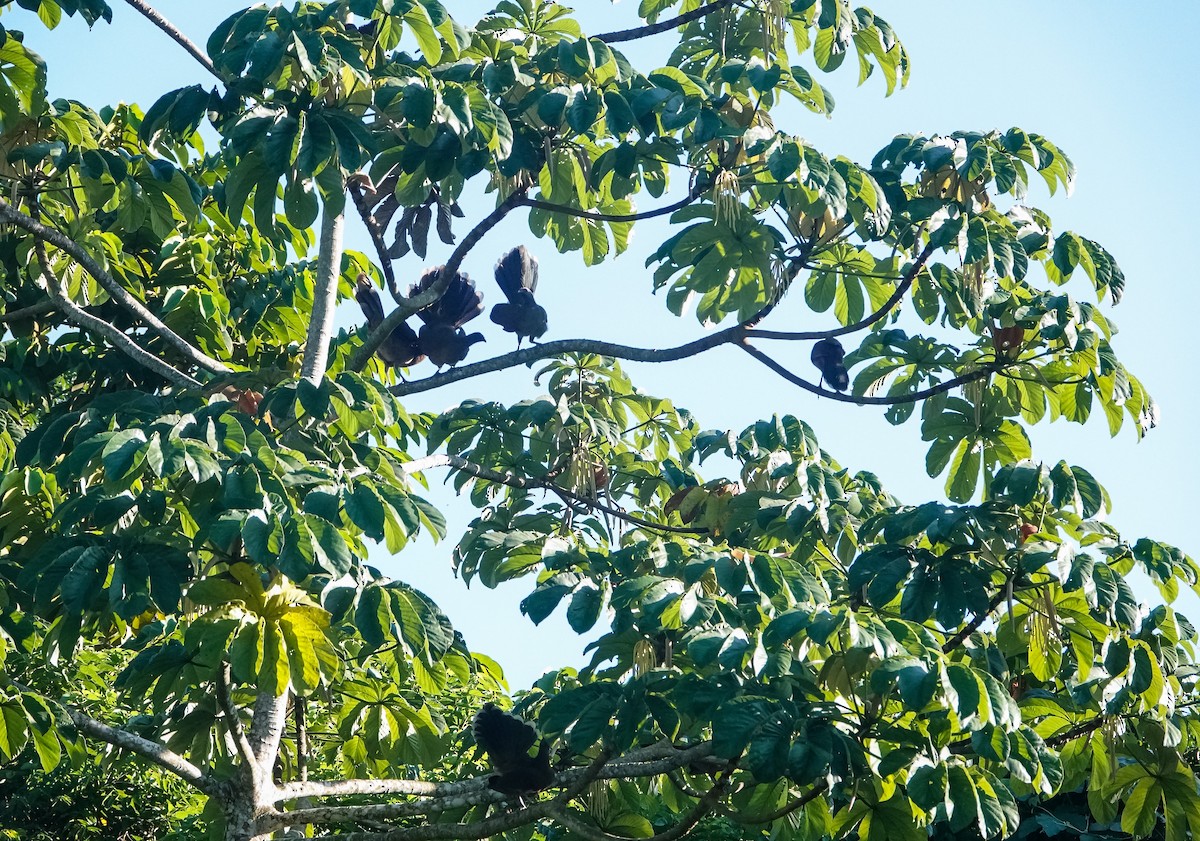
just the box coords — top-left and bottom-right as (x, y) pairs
(472, 702), (554, 802)
(410, 267), (485, 368)
(490, 246), (547, 346)
(354, 275), (425, 368)
(811, 337), (849, 391)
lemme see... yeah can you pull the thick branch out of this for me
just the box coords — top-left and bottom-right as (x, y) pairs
(388, 242), (936, 398)
(270, 784), (502, 831)
(310, 800), (555, 841)
(69, 709), (220, 796)
(121, 0), (220, 79)
(0, 197), (230, 375)
(249, 690), (290, 785)
(0, 299), (54, 324)
(596, 0), (739, 43)
(277, 743), (715, 805)
(302, 204), (347, 383)
(217, 662), (257, 770)
(35, 246), (201, 388)
(401, 453), (703, 535)
(348, 191), (526, 372)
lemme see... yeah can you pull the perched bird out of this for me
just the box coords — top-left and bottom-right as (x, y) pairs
(354, 274), (425, 369)
(811, 337), (849, 391)
(472, 702), (555, 802)
(490, 246), (547, 346)
(410, 267), (485, 368)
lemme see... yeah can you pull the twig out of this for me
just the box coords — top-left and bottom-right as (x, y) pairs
(596, 0), (739, 43)
(1045, 716), (1107, 748)
(121, 0), (220, 79)
(401, 453), (704, 535)
(725, 780), (829, 824)
(0, 197), (230, 374)
(941, 572), (1014, 653)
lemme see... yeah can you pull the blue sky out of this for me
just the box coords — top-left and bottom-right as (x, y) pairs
(18, 1), (1200, 688)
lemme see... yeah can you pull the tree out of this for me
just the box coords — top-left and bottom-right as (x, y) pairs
(0, 1), (1195, 840)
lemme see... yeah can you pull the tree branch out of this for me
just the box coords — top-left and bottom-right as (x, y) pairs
(941, 573), (1014, 654)
(1045, 716), (1107, 748)
(249, 689), (290, 787)
(596, 0), (739, 43)
(349, 180), (398, 298)
(386, 241), (936, 397)
(269, 784), (502, 832)
(737, 341), (1000, 405)
(0, 197), (230, 375)
(401, 453), (704, 535)
(309, 800), (556, 841)
(742, 241), (937, 341)
(347, 191), (526, 373)
(276, 743), (715, 806)
(389, 332), (737, 396)
(121, 0), (220, 79)
(302, 203), (347, 383)
(518, 190), (699, 224)
(293, 746), (716, 839)
(0, 299), (54, 324)
(34, 245), (201, 389)
(724, 780), (829, 825)
(69, 708), (220, 796)
(216, 661), (257, 771)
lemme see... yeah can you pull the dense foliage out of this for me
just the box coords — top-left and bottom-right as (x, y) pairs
(0, 1), (1195, 840)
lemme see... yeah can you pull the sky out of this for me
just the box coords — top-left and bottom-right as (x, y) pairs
(14, 1), (1200, 689)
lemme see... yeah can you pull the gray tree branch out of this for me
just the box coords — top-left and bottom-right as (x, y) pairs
(596, 0), (739, 43)
(302, 203), (347, 383)
(0, 197), (230, 375)
(400, 453), (703, 535)
(121, 0), (220, 79)
(68, 708), (220, 796)
(0, 299), (54, 324)
(35, 246), (201, 389)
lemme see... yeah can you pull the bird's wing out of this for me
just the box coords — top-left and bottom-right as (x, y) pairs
(473, 704), (538, 774)
(355, 277), (386, 328)
(494, 246), (539, 300)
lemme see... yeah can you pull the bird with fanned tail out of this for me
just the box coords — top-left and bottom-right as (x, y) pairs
(410, 266), (486, 368)
(490, 246), (547, 347)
